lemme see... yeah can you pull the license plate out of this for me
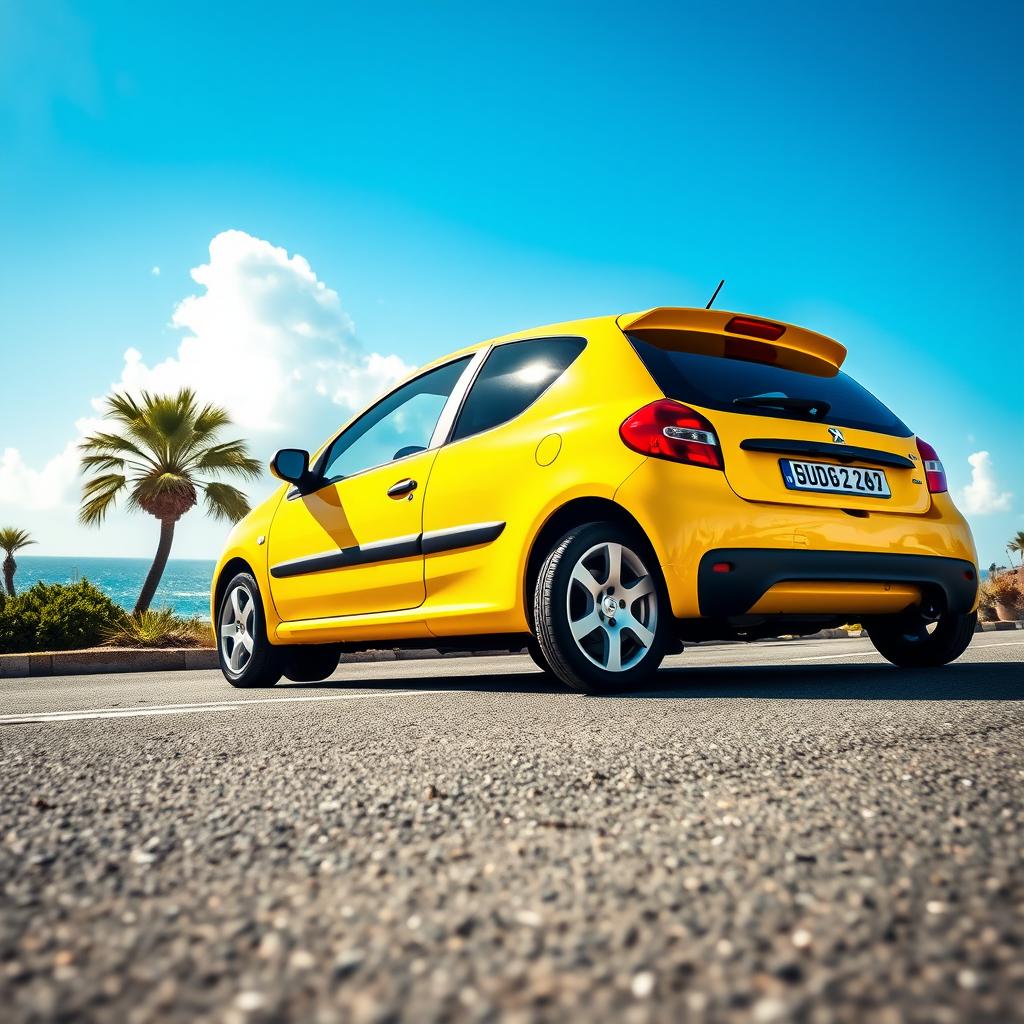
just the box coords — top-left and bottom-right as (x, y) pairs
(780, 459), (891, 498)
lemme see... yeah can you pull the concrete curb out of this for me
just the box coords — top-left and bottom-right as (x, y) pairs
(0, 645), (528, 679)
(0, 648), (220, 678)
(1, 621), (1019, 679)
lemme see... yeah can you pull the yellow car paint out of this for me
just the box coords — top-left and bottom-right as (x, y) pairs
(267, 447), (436, 622)
(618, 306), (847, 376)
(212, 306), (978, 648)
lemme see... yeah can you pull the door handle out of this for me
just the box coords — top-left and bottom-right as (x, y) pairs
(387, 478), (418, 499)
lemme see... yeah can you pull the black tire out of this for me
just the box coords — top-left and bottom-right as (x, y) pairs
(217, 572), (282, 688)
(525, 635), (552, 674)
(533, 522), (670, 694)
(281, 644), (342, 683)
(866, 609), (977, 668)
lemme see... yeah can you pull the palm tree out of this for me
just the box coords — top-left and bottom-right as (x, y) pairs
(0, 527), (35, 597)
(79, 389), (261, 614)
(1009, 531), (1024, 568)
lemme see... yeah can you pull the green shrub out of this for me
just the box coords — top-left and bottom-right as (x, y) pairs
(102, 608), (213, 649)
(0, 579), (124, 654)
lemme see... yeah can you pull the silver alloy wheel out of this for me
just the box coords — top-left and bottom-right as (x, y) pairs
(220, 583), (256, 676)
(566, 541), (658, 672)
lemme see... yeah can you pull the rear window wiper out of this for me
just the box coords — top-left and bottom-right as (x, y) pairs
(732, 395), (832, 419)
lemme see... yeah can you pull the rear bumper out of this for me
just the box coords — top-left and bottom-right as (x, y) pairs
(613, 458), (979, 618)
(696, 549), (978, 617)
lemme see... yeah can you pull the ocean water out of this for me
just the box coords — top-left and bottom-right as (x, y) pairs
(11, 556), (216, 619)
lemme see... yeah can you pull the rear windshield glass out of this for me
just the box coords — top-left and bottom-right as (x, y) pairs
(628, 335), (910, 437)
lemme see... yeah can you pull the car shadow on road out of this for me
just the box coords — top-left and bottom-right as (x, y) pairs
(278, 659), (1024, 701)
(633, 661), (1024, 700)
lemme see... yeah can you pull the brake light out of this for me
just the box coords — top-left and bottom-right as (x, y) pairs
(620, 400), (723, 469)
(724, 315), (786, 341)
(916, 437), (947, 493)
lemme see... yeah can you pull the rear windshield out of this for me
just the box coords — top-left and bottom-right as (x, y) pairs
(628, 335), (910, 437)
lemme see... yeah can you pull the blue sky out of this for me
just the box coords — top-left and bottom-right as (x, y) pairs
(0, 0), (1020, 564)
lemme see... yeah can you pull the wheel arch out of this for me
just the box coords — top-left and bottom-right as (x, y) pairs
(522, 496), (660, 630)
(213, 557), (255, 624)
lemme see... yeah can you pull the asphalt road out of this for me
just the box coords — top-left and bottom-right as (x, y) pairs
(1, 633), (1022, 1023)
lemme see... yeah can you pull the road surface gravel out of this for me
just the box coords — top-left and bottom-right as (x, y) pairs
(1, 633), (1022, 1023)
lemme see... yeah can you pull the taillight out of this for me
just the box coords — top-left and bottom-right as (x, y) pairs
(916, 437), (947, 493)
(724, 315), (786, 341)
(620, 400), (723, 469)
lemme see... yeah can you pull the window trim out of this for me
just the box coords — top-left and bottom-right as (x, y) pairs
(428, 345), (491, 448)
(302, 353), (480, 493)
(444, 334), (588, 446)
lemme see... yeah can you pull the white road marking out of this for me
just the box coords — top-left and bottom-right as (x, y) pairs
(0, 689), (451, 726)
(3, 639), (1019, 725)
(786, 639), (1024, 663)
(787, 650), (884, 662)
(679, 634), (1024, 667)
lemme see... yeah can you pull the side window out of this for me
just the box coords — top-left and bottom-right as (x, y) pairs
(451, 337), (586, 442)
(320, 356), (471, 482)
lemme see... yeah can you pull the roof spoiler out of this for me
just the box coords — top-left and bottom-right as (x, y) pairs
(617, 307), (847, 376)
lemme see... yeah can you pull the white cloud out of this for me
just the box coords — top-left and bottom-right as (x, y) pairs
(958, 450), (1012, 516)
(0, 231), (414, 516)
(112, 230), (412, 433)
(151, 265), (160, 276)
(0, 442), (80, 511)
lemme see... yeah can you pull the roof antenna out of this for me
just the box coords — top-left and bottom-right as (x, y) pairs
(705, 279), (725, 309)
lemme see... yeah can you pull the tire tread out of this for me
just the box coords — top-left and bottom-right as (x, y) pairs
(533, 522), (667, 694)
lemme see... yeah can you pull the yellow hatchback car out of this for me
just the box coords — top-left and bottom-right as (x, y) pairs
(212, 307), (979, 693)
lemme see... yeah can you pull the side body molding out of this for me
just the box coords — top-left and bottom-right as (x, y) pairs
(270, 522), (506, 580)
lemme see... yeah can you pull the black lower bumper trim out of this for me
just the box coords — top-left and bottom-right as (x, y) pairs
(697, 549), (977, 617)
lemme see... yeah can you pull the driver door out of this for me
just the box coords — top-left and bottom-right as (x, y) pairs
(268, 356), (471, 622)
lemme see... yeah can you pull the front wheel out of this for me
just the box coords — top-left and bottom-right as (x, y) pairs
(533, 523), (669, 694)
(525, 635), (553, 675)
(218, 572), (282, 688)
(866, 609), (977, 668)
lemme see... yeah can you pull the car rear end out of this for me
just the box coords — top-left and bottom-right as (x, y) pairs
(612, 308), (978, 641)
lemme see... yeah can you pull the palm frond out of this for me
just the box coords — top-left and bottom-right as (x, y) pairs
(79, 453), (130, 474)
(191, 403), (232, 440)
(147, 389), (199, 452)
(78, 431), (157, 468)
(0, 527), (36, 556)
(81, 387), (258, 528)
(189, 441), (263, 480)
(202, 482), (252, 523)
(79, 474), (127, 525)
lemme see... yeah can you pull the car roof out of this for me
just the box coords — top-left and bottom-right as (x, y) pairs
(413, 306), (845, 378)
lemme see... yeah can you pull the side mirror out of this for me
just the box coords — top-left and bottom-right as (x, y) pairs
(393, 444), (427, 460)
(270, 448), (315, 491)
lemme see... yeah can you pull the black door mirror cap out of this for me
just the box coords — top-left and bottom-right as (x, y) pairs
(393, 444), (427, 461)
(270, 448), (316, 491)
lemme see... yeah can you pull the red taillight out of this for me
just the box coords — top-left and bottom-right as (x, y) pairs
(916, 437), (947, 493)
(724, 315), (786, 341)
(620, 400), (723, 469)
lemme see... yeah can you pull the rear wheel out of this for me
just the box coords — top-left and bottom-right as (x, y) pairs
(866, 608), (977, 668)
(281, 644), (342, 682)
(218, 572), (282, 688)
(533, 522), (669, 694)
